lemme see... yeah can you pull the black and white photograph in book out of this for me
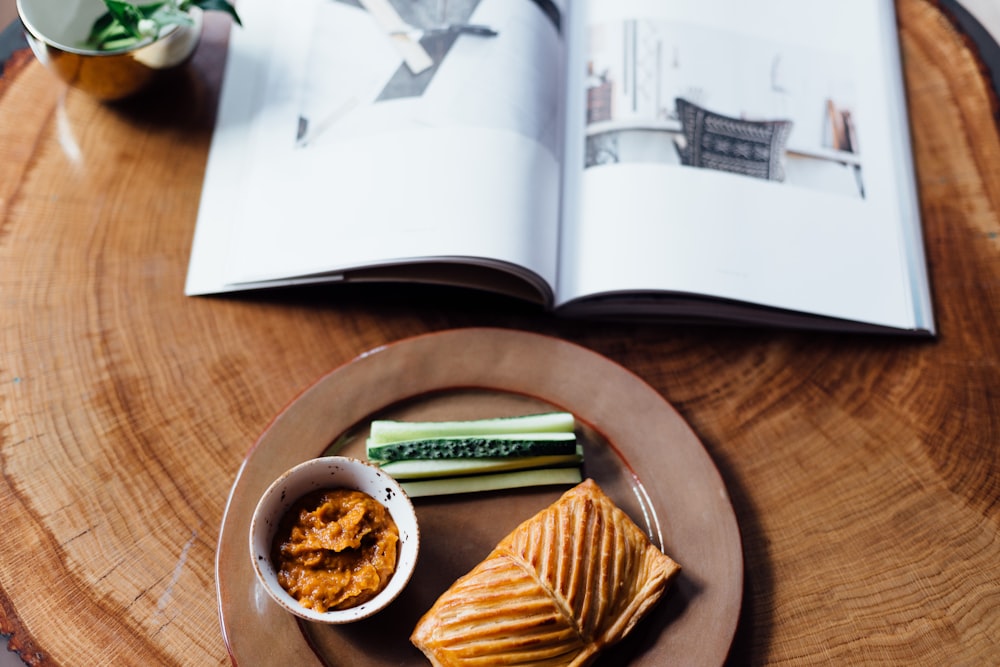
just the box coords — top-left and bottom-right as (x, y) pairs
(584, 19), (865, 198)
(294, 0), (563, 155)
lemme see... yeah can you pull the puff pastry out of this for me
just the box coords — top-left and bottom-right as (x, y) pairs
(411, 479), (680, 666)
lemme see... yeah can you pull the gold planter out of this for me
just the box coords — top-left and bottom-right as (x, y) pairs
(16, 0), (203, 101)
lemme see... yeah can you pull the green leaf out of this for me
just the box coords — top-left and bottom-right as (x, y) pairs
(136, 2), (169, 18)
(86, 12), (138, 50)
(89, 11), (116, 36)
(189, 0), (242, 26)
(104, 0), (145, 38)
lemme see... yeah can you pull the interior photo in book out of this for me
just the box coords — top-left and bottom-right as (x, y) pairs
(584, 19), (864, 199)
(294, 0), (563, 156)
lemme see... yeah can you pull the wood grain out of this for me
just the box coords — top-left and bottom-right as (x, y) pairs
(1, 2), (998, 665)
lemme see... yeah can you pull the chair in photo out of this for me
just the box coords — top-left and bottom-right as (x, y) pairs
(674, 98), (793, 182)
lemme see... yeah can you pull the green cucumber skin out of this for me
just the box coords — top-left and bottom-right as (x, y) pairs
(369, 412), (575, 445)
(400, 467), (583, 498)
(377, 449), (584, 479)
(366, 434), (577, 462)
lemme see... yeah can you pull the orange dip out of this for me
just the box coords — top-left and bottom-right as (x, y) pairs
(273, 488), (400, 612)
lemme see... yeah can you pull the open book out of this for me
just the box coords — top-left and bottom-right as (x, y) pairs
(186, 0), (935, 335)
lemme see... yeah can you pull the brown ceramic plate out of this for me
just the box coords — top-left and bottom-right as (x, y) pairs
(216, 328), (743, 665)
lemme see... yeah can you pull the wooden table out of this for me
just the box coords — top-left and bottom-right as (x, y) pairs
(1, 2), (998, 665)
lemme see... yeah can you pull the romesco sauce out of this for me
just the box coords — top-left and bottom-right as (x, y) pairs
(272, 488), (400, 612)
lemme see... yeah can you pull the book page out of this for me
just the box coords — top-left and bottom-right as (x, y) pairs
(186, 0), (567, 298)
(556, 0), (932, 332)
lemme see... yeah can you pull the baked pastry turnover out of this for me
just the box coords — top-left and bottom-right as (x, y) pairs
(411, 479), (680, 666)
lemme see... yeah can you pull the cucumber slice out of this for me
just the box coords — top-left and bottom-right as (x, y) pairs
(366, 433), (577, 462)
(377, 448), (584, 480)
(400, 467), (583, 498)
(369, 412), (574, 446)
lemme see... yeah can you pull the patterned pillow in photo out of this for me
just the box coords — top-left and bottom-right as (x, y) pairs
(675, 98), (793, 181)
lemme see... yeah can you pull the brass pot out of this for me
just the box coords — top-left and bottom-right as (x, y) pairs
(16, 0), (203, 101)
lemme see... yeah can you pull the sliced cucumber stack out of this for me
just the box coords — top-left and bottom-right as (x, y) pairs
(365, 412), (583, 497)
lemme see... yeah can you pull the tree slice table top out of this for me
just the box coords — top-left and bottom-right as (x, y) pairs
(1, 2), (999, 665)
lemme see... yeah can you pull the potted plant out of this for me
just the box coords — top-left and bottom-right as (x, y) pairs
(17, 0), (242, 99)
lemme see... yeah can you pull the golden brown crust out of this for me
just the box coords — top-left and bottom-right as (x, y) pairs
(411, 479), (680, 666)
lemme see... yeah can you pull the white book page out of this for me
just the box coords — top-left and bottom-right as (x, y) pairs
(186, 0), (566, 296)
(556, 0), (930, 331)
